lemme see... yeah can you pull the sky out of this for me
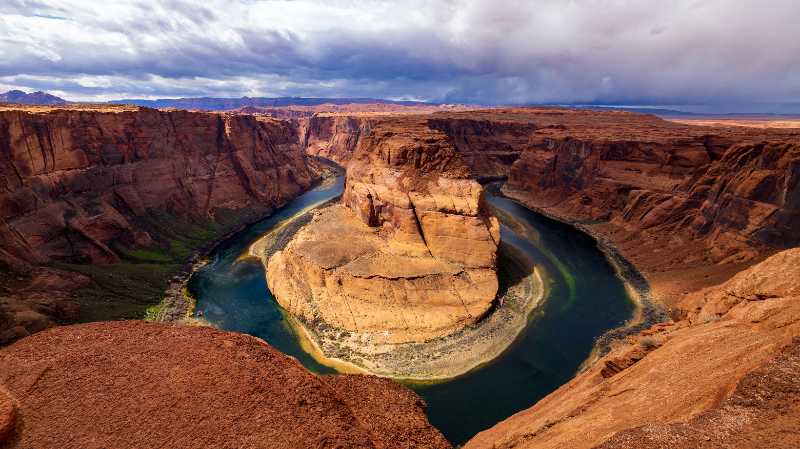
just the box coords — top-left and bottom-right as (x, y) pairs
(1, 0), (799, 112)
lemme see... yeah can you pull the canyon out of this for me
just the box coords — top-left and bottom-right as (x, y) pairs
(0, 104), (799, 447)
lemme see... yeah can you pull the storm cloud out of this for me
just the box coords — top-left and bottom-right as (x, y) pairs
(1, 0), (799, 111)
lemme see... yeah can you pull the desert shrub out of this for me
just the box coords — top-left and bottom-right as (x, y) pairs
(639, 336), (659, 350)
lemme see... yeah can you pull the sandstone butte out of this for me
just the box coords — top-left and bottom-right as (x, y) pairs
(0, 104), (799, 448)
(267, 117), (501, 345)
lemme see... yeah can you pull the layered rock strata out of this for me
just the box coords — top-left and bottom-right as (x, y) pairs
(0, 105), (316, 342)
(0, 105), (314, 265)
(299, 113), (532, 175)
(268, 118), (500, 349)
(299, 115), (369, 165)
(0, 321), (451, 449)
(496, 108), (800, 305)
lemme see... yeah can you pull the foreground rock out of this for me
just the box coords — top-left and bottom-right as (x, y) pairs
(597, 336), (800, 449)
(465, 248), (800, 449)
(0, 321), (450, 449)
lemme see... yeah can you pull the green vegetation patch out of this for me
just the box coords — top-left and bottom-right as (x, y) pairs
(57, 261), (181, 323)
(61, 206), (273, 323)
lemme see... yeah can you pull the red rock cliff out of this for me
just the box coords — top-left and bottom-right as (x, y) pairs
(491, 109), (799, 300)
(299, 115), (369, 165)
(0, 106), (314, 267)
(0, 105), (317, 344)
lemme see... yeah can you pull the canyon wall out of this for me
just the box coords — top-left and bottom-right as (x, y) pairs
(0, 106), (315, 266)
(0, 105), (316, 343)
(427, 117), (531, 178)
(298, 115), (369, 165)
(298, 113), (530, 175)
(267, 117), (501, 345)
(492, 109), (800, 302)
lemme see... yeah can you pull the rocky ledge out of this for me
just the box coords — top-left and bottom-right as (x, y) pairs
(0, 321), (450, 449)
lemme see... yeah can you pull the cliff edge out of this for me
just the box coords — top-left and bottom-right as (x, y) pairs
(0, 321), (450, 449)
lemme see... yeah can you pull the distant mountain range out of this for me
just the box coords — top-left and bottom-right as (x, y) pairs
(3, 90), (798, 119)
(108, 96), (430, 111)
(0, 90), (66, 105)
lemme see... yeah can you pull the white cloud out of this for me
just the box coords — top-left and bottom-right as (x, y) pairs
(0, 0), (798, 110)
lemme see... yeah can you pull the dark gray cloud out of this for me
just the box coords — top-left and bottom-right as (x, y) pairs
(1, 0), (798, 111)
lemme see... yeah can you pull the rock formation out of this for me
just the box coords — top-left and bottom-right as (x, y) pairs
(0, 104), (316, 343)
(465, 247), (800, 449)
(0, 321), (450, 449)
(427, 116), (532, 178)
(268, 117), (500, 351)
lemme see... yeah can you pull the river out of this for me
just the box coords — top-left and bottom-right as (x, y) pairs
(188, 176), (634, 445)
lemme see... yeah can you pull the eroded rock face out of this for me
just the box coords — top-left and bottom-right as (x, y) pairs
(268, 117), (500, 345)
(0, 105), (316, 342)
(299, 115), (369, 166)
(502, 109), (800, 274)
(0, 321), (451, 449)
(0, 107), (314, 265)
(427, 117), (532, 178)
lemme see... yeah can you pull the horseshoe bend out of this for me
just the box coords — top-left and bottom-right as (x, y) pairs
(1, 99), (800, 447)
(265, 117), (511, 379)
